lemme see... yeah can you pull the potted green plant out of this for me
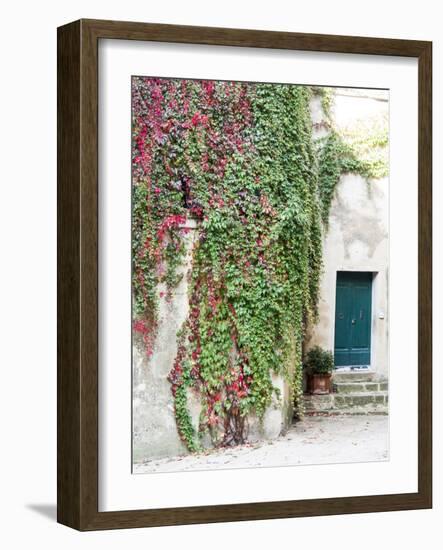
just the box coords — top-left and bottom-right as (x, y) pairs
(304, 346), (334, 395)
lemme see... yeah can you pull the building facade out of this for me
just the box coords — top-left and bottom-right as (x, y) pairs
(306, 89), (389, 380)
(133, 88), (389, 464)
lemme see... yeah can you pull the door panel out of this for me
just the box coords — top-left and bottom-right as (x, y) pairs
(334, 280), (352, 366)
(334, 272), (372, 367)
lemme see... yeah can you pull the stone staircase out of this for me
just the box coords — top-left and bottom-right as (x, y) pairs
(303, 371), (389, 415)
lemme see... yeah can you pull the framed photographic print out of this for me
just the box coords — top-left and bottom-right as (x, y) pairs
(57, 19), (432, 530)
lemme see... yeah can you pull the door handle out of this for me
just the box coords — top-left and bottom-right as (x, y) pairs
(351, 319), (356, 325)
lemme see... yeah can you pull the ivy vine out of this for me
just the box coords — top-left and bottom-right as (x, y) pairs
(312, 86), (388, 226)
(132, 78), (384, 451)
(317, 130), (370, 226)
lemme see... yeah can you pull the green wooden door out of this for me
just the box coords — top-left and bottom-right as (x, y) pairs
(334, 272), (372, 367)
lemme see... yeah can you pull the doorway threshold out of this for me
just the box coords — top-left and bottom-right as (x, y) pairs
(334, 365), (371, 372)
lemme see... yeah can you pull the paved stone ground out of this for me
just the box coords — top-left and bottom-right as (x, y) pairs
(133, 415), (389, 474)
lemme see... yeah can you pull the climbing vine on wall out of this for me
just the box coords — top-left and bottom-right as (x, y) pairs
(132, 78), (380, 451)
(317, 130), (370, 226)
(312, 87), (389, 226)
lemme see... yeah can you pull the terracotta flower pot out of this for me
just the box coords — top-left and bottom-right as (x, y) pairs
(308, 373), (332, 395)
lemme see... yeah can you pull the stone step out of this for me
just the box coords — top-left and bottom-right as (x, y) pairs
(305, 407), (388, 416)
(334, 391), (388, 407)
(332, 371), (376, 383)
(304, 394), (334, 411)
(334, 381), (389, 393)
(303, 391), (388, 416)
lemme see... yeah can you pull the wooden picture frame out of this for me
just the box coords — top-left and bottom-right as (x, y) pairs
(57, 18), (432, 530)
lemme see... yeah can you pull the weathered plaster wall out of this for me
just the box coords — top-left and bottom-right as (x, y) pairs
(133, 218), (294, 463)
(306, 90), (389, 379)
(132, 220), (197, 462)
